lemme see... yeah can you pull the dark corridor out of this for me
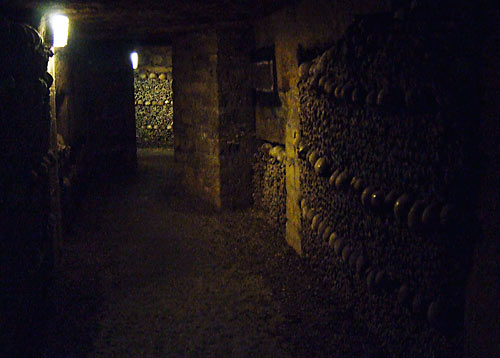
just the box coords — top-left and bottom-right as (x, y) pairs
(36, 149), (368, 357)
(1, 1), (499, 357)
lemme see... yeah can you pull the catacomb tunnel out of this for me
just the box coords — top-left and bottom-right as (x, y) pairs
(1, 1), (499, 357)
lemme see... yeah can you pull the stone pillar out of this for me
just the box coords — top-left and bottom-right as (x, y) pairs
(217, 28), (255, 209)
(173, 30), (222, 207)
(254, 6), (304, 254)
(173, 27), (255, 209)
(48, 46), (63, 267)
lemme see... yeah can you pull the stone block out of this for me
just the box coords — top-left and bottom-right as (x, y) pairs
(286, 221), (302, 256)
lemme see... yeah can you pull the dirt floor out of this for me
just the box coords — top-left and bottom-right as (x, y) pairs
(37, 148), (375, 358)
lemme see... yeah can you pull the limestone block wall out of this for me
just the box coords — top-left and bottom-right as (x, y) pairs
(173, 31), (221, 207)
(134, 47), (173, 148)
(51, 46), (86, 230)
(60, 38), (137, 177)
(295, 4), (480, 357)
(217, 29), (255, 208)
(173, 28), (255, 209)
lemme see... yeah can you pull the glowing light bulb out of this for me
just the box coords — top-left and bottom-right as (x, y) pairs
(131, 52), (139, 70)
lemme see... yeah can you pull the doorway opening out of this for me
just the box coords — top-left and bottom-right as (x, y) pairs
(133, 46), (173, 150)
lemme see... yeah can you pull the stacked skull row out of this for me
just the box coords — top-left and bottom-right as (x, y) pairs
(298, 145), (457, 233)
(137, 72), (171, 81)
(300, 196), (446, 329)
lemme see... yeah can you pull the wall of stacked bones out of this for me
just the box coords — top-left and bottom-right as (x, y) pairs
(0, 19), (58, 354)
(293, 5), (479, 357)
(252, 143), (286, 237)
(134, 47), (173, 148)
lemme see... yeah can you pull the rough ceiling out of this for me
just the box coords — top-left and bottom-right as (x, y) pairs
(4, 0), (289, 43)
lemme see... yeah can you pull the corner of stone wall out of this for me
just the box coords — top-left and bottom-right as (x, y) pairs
(172, 30), (223, 209)
(285, 85), (302, 255)
(216, 27), (256, 209)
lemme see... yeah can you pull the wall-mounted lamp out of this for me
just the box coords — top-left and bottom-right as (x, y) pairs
(50, 14), (69, 48)
(130, 52), (139, 70)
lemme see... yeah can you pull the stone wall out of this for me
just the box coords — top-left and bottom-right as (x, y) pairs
(77, 42), (137, 175)
(217, 29), (255, 208)
(54, 30), (137, 180)
(134, 47), (173, 148)
(173, 31), (221, 207)
(47, 28), (137, 231)
(173, 28), (255, 209)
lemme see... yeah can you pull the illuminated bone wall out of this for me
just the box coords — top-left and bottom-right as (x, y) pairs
(134, 47), (173, 148)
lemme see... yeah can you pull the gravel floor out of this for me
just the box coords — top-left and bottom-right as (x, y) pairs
(38, 148), (373, 358)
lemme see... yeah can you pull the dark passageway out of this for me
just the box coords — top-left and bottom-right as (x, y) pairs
(1, 1), (499, 357)
(38, 149), (366, 357)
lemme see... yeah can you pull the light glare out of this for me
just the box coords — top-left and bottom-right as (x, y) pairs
(131, 52), (139, 70)
(50, 14), (69, 48)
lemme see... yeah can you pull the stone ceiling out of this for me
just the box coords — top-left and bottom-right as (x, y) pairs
(5, 0), (290, 43)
